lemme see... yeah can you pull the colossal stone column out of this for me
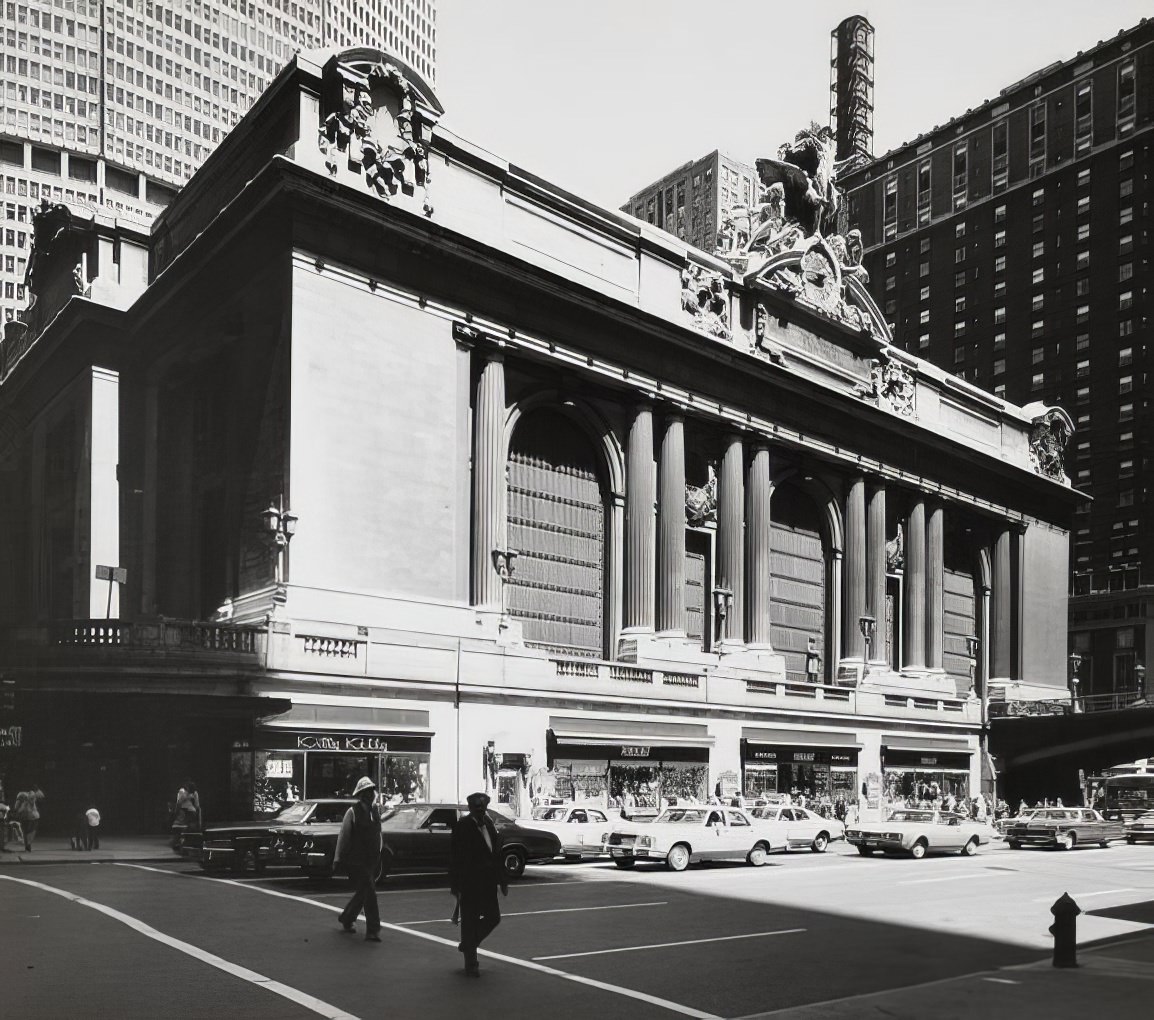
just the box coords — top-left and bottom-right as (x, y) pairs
(622, 402), (656, 635)
(717, 434), (745, 648)
(903, 498), (926, 670)
(926, 503), (945, 671)
(843, 476), (867, 661)
(471, 347), (507, 609)
(992, 528), (1013, 679)
(656, 411), (686, 636)
(746, 445), (773, 648)
(866, 482), (887, 665)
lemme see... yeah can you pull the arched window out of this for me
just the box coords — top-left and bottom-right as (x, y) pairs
(506, 409), (607, 658)
(770, 485), (828, 682)
(944, 524), (978, 695)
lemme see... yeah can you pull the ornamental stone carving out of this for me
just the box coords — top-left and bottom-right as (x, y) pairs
(1023, 403), (1074, 482)
(720, 123), (886, 344)
(685, 467), (718, 526)
(680, 265), (730, 340)
(318, 53), (438, 215)
(855, 354), (915, 417)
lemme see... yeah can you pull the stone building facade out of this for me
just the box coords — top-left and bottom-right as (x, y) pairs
(0, 49), (1079, 830)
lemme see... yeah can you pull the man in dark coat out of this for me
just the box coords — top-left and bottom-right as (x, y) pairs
(449, 791), (507, 975)
(335, 776), (383, 941)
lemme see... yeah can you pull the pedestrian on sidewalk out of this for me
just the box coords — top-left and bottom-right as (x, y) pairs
(12, 785), (44, 852)
(71, 808), (89, 851)
(449, 791), (508, 977)
(335, 776), (382, 942)
(85, 804), (102, 850)
(170, 781), (200, 849)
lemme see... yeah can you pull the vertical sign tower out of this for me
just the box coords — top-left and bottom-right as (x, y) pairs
(830, 15), (876, 162)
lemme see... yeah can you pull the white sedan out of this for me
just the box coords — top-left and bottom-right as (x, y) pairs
(605, 806), (789, 871)
(522, 804), (615, 859)
(749, 804), (845, 852)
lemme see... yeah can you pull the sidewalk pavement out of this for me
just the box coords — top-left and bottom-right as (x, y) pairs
(0, 834), (177, 865)
(742, 931), (1154, 1019)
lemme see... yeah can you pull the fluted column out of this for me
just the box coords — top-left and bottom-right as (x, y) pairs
(843, 476), (867, 660)
(622, 402), (656, 635)
(903, 499), (926, 670)
(746, 445), (773, 648)
(926, 503), (945, 671)
(717, 434), (745, 648)
(471, 347), (507, 609)
(992, 528), (1013, 679)
(866, 482), (887, 665)
(656, 411), (686, 636)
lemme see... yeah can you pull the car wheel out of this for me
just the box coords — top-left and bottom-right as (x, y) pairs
(1127, 836), (1136, 845)
(502, 847), (527, 879)
(747, 842), (770, 867)
(856, 846), (874, 856)
(1007, 840), (1021, 850)
(666, 843), (691, 872)
(1057, 832), (1076, 851)
(910, 840), (928, 860)
(614, 858), (636, 869)
(811, 832), (830, 853)
(1099, 841), (1110, 849)
(962, 837), (979, 857)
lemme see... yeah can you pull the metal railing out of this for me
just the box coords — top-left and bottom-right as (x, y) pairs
(990, 691), (1148, 718)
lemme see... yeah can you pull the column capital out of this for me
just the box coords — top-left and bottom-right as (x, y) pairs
(453, 320), (506, 357)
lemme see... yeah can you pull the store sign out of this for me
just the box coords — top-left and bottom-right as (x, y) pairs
(295, 733), (390, 752)
(619, 745), (651, 758)
(745, 744), (859, 766)
(0, 725), (21, 748)
(920, 756), (938, 767)
(265, 758), (294, 778)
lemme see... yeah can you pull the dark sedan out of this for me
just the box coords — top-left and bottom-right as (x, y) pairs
(183, 799), (354, 873)
(1005, 807), (1126, 850)
(269, 801), (561, 880)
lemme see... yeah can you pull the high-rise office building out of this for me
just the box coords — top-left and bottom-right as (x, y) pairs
(840, 19), (1152, 699)
(0, 0), (437, 325)
(621, 151), (758, 252)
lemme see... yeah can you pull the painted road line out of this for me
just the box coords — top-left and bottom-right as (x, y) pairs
(899, 872), (1015, 886)
(117, 864), (720, 1019)
(982, 977), (1021, 985)
(397, 901), (668, 924)
(0, 874), (359, 1020)
(1030, 888), (1136, 902)
(533, 928), (806, 962)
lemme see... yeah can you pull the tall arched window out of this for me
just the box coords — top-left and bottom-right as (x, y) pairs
(506, 409), (607, 658)
(770, 484), (828, 682)
(944, 524), (978, 695)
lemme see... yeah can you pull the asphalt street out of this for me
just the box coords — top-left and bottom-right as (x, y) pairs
(3, 839), (1154, 1019)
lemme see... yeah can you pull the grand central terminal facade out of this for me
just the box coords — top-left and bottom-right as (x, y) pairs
(0, 49), (1081, 828)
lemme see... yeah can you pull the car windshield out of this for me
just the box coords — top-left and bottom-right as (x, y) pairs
(656, 809), (707, 824)
(533, 807), (569, 821)
(381, 805), (429, 829)
(274, 803), (314, 824)
(888, 810), (935, 823)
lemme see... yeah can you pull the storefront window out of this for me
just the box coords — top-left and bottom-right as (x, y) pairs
(255, 751), (305, 814)
(381, 754), (428, 805)
(882, 750), (971, 805)
(742, 743), (859, 814)
(306, 753), (374, 800)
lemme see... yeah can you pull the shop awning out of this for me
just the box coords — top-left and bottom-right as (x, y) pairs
(742, 727), (863, 749)
(881, 734), (973, 753)
(260, 701), (432, 736)
(549, 716), (714, 748)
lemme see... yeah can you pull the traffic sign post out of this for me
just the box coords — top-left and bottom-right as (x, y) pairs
(95, 565), (128, 619)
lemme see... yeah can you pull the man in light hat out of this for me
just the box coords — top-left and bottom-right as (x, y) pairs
(449, 791), (507, 976)
(335, 776), (383, 941)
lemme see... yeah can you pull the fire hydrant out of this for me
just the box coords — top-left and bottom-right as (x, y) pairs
(1049, 892), (1082, 968)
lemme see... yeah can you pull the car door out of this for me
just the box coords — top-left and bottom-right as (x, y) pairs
(416, 807), (458, 865)
(787, 808), (818, 847)
(723, 810), (754, 858)
(582, 809), (609, 851)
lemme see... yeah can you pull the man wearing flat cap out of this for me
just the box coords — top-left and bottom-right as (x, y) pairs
(335, 776), (383, 941)
(449, 791), (507, 975)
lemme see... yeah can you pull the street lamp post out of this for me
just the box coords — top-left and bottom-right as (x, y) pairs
(1068, 651), (1083, 713)
(263, 499), (298, 603)
(859, 615), (876, 680)
(1136, 662), (1147, 703)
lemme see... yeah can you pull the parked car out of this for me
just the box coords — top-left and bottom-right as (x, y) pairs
(1004, 807), (1126, 850)
(749, 804), (844, 852)
(605, 806), (789, 872)
(269, 802), (561, 880)
(178, 799), (354, 872)
(525, 803), (615, 859)
(845, 809), (993, 859)
(1125, 810), (1154, 844)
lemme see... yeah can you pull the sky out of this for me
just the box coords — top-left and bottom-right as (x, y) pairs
(435, 1), (1151, 210)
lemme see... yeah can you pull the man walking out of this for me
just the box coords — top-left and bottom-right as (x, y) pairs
(335, 776), (382, 942)
(449, 792), (507, 976)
